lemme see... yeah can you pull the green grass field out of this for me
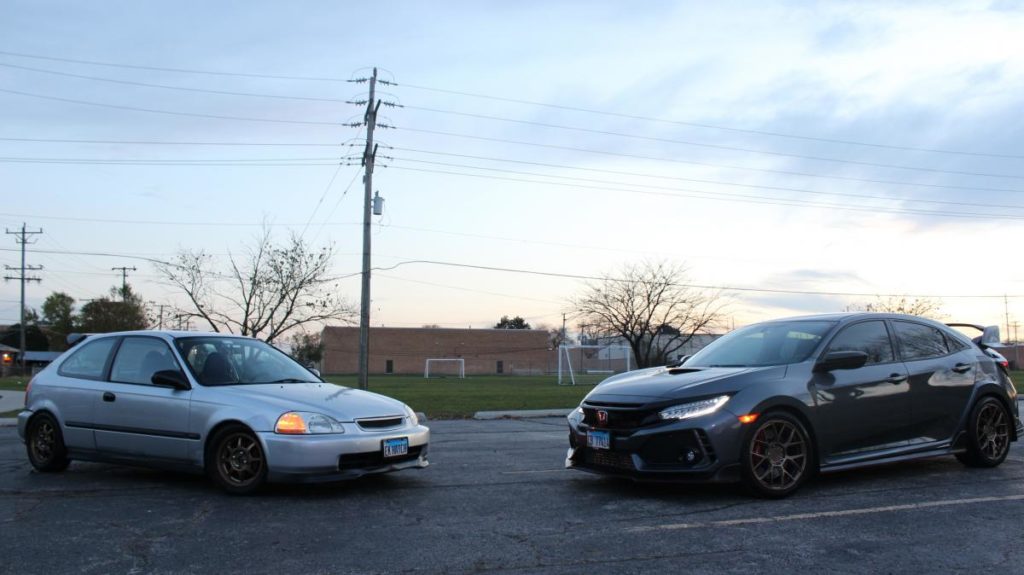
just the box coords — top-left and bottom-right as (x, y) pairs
(324, 375), (595, 419)
(3, 371), (1023, 420)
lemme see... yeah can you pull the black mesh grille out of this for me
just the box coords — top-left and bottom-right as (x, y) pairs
(338, 445), (423, 470)
(583, 448), (635, 470)
(356, 417), (404, 430)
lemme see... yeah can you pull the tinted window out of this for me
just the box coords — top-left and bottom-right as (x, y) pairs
(110, 337), (179, 385)
(58, 338), (116, 380)
(826, 321), (894, 365)
(687, 321), (834, 367)
(893, 321), (950, 361)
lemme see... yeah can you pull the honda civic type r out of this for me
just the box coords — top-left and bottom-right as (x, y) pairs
(19, 331), (429, 493)
(566, 313), (1022, 497)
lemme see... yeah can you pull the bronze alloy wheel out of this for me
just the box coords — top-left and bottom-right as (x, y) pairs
(209, 427), (267, 494)
(26, 413), (70, 472)
(976, 401), (1010, 461)
(744, 414), (811, 497)
(958, 397), (1012, 468)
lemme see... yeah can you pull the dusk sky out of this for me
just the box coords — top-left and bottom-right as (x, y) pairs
(2, 1), (1023, 337)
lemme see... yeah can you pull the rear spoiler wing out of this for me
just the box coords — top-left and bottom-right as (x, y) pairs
(946, 323), (1001, 347)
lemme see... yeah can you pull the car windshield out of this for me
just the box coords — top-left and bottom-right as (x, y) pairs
(686, 320), (836, 368)
(174, 336), (320, 386)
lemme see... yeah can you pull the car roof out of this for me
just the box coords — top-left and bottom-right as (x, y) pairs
(763, 312), (946, 325)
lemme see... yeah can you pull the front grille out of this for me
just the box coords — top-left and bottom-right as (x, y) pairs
(582, 404), (658, 430)
(583, 448), (635, 470)
(338, 445), (423, 470)
(356, 416), (405, 430)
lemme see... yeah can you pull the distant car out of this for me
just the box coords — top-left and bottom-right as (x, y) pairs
(566, 313), (1022, 497)
(18, 331), (429, 493)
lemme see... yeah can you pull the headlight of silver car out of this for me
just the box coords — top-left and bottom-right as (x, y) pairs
(404, 405), (419, 426)
(658, 395), (731, 421)
(274, 411), (346, 434)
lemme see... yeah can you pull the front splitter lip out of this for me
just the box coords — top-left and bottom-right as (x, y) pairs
(565, 446), (740, 483)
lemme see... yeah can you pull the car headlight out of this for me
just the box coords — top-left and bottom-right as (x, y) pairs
(404, 405), (419, 426)
(275, 411), (346, 434)
(659, 395), (731, 421)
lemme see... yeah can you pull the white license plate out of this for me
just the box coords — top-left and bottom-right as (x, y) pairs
(587, 430), (610, 450)
(383, 437), (409, 458)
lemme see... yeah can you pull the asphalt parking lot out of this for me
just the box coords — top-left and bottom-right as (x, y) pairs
(1, 417), (1023, 575)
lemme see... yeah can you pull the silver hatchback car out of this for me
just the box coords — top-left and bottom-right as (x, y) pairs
(18, 331), (429, 493)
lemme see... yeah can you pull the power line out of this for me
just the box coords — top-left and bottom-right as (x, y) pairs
(387, 164), (1021, 222)
(398, 127), (1024, 191)
(363, 259), (1024, 299)
(0, 49), (351, 82)
(0, 61), (351, 103)
(4, 135), (1023, 194)
(397, 117), (1024, 181)
(0, 137), (341, 147)
(388, 150), (1024, 209)
(392, 82), (1024, 160)
(0, 88), (344, 126)
(0, 49), (1012, 159)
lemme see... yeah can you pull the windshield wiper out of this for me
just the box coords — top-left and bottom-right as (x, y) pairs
(265, 378), (316, 384)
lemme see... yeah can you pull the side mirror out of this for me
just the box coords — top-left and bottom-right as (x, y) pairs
(814, 351), (868, 372)
(152, 369), (191, 390)
(981, 325), (1001, 347)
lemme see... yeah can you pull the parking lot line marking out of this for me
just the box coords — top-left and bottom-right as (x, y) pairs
(501, 469), (566, 475)
(630, 494), (1024, 532)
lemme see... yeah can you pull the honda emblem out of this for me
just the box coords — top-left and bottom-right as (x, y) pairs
(596, 410), (609, 426)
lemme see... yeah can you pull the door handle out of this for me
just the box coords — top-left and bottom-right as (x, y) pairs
(952, 363), (973, 374)
(885, 374), (908, 384)
(102, 391), (116, 402)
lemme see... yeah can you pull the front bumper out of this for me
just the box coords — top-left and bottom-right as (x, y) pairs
(258, 424), (430, 483)
(565, 410), (744, 483)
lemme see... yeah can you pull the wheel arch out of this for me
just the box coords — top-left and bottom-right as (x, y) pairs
(202, 419), (258, 463)
(971, 389), (1018, 442)
(748, 398), (820, 467)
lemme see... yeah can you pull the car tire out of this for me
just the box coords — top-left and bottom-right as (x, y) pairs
(741, 411), (814, 498)
(206, 425), (268, 495)
(26, 413), (71, 472)
(956, 396), (1011, 468)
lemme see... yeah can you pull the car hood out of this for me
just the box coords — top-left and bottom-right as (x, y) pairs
(585, 365), (787, 403)
(219, 383), (408, 422)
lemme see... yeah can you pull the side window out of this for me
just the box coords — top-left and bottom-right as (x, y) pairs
(827, 321), (895, 365)
(58, 338), (117, 380)
(893, 321), (949, 361)
(110, 337), (179, 385)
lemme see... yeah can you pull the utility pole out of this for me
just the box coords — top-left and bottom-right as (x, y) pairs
(148, 301), (168, 329)
(356, 68), (381, 391)
(1005, 295), (1011, 344)
(112, 266), (137, 301)
(4, 223), (43, 374)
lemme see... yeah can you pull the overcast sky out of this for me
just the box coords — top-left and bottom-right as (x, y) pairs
(2, 1), (1023, 337)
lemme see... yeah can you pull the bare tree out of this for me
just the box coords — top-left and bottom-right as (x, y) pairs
(156, 228), (356, 343)
(571, 261), (725, 368)
(846, 296), (944, 319)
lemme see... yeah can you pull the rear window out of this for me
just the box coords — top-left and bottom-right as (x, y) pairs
(58, 338), (116, 380)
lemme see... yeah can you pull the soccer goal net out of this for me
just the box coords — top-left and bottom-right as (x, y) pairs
(424, 358), (466, 379)
(557, 344), (633, 386)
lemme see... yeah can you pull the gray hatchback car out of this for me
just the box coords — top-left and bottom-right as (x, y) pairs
(19, 331), (429, 493)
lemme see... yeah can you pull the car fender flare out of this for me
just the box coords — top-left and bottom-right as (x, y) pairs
(958, 384), (1019, 443)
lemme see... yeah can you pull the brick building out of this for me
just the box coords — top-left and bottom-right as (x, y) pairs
(321, 326), (557, 376)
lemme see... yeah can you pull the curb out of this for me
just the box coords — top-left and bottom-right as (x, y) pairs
(0, 418), (16, 427)
(474, 408), (572, 420)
